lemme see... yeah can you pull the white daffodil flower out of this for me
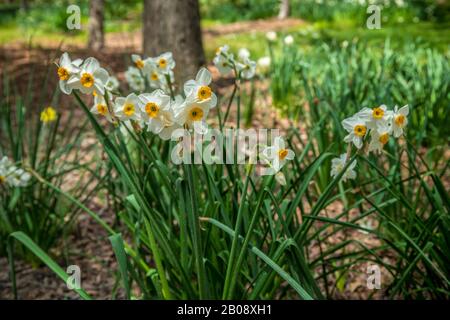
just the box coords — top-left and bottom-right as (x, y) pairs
(105, 76), (119, 93)
(90, 95), (114, 123)
(237, 58), (257, 80)
(114, 93), (141, 122)
(266, 31), (277, 42)
(261, 136), (295, 175)
(215, 45), (231, 57)
(238, 48), (250, 61)
(330, 154), (357, 182)
(138, 89), (173, 134)
(213, 53), (234, 75)
(131, 54), (146, 70)
(183, 67), (217, 109)
(257, 56), (271, 69)
(152, 52), (175, 74)
(67, 57), (109, 95)
(125, 67), (145, 92)
(57, 52), (82, 94)
(342, 116), (368, 149)
(357, 105), (392, 129)
(391, 105), (409, 138)
(368, 121), (392, 154)
(7, 166), (31, 187)
(284, 35), (294, 45)
(174, 98), (210, 135)
(143, 61), (164, 89)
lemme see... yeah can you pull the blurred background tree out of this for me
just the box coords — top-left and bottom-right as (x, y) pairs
(142, 0), (205, 84)
(88, 0), (104, 50)
(278, 0), (290, 20)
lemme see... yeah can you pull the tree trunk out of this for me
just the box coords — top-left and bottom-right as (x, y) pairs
(20, 0), (29, 12)
(88, 0), (105, 51)
(278, 0), (290, 20)
(143, 0), (205, 85)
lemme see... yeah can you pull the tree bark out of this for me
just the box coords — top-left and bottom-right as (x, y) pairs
(278, 0), (290, 20)
(143, 0), (205, 85)
(88, 0), (105, 51)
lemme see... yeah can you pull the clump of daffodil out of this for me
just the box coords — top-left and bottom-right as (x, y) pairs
(213, 45), (257, 80)
(40, 106), (57, 123)
(334, 104), (410, 182)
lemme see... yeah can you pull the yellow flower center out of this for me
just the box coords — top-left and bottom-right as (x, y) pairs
(0, 176), (5, 184)
(197, 86), (212, 100)
(145, 102), (160, 118)
(150, 72), (159, 81)
(123, 103), (135, 116)
(57, 67), (69, 81)
(189, 107), (204, 121)
(379, 133), (389, 145)
(81, 73), (94, 88)
(278, 149), (288, 160)
(372, 107), (384, 119)
(395, 114), (405, 127)
(158, 58), (167, 69)
(354, 125), (367, 137)
(40, 107), (57, 123)
(97, 104), (108, 116)
(135, 59), (144, 69)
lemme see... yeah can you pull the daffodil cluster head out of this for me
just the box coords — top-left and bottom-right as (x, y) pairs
(213, 45), (257, 80)
(333, 104), (410, 182)
(0, 156), (31, 188)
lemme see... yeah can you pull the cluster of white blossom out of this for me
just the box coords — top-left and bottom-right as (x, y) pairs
(213, 45), (256, 80)
(331, 104), (409, 182)
(125, 52), (175, 93)
(57, 52), (218, 139)
(0, 156), (31, 188)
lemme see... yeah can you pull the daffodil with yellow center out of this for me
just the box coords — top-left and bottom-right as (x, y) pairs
(97, 104), (108, 116)
(197, 86), (212, 101)
(123, 103), (135, 116)
(395, 114), (405, 126)
(114, 93), (141, 121)
(138, 90), (172, 134)
(392, 105), (409, 138)
(184, 68), (217, 108)
(81, 73), (95, 88)
(353, 124), (367, 137)
(40, 107), (57, 123)
(145, 102), (160, 118)
(379, 132), (389, 145)
(372, 107), (384, 119)
(368, 122), (392, 154)
(57, 52), (82, 94)
(151, 72), (159, 81)
(66, 57), (109, 95)
(158, 58), (167, 69)
(357, 105), (389, 129)
(57, 67), (70, 81)
(135, 59), (145, 69)
(189, 107), (204, 121)
(278, 149), (289, 161)
(261, 136), (295, 175)
(342, 116), (368, 149)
